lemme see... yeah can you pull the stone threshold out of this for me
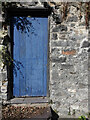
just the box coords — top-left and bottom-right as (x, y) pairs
(4, 97), (49, 105)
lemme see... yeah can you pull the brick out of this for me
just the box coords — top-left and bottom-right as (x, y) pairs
(62, 50), (76, 55)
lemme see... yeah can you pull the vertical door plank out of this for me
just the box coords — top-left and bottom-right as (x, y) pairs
(25, 20), (32, 96)
(43, 18), (48, 96)
(19, 31), (26, 96)
(13, 26), (20, 97)
(31, 18), (44, 96)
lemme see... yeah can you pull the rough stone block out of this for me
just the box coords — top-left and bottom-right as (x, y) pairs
(69, 34), (86, 41)
(51, 48), (60, 53)
(51, 41), (59, 47)
(51, 41), (68, 47)
(61, 64), (73, 69)
(53, 33), (57, 40)
(52, 25), (67, 32)
(1, 86), (7, 93)
(78, 83), (87, 89)
(52, 70), (59, 80)
(60, 41), (68, 47)
(71, 105), (79, 110)
(0, 81), (2, 86)
(68, 89), (76, 93)
(51, 56), (66, 63)
(2, 81), (8, 86)
(79, 22), (86, 26)
(0, 72), (7, 81)
(0, 96), (2, 102)
(71, 23), (75, 27)
(0, 45), (3, 50)
(2, 93), (7, 100)
(67, 15), (78, 22)
(81, 41), (90, 48)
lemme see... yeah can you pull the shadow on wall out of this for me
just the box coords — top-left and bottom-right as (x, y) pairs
(2, 34), (13, 100)
(50, 107), (59, 120)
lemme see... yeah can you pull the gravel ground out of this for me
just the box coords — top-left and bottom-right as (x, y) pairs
(2, 105), (51, 120)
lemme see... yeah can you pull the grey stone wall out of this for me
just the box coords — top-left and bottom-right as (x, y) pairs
(88, 20), (90, 114)
(49, 3), (89, 118)
(0, 2), (89, 118)
(0, 5), (8, 103)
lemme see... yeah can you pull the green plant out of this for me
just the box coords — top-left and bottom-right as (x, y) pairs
(78, 115), (86, 120)
(68, 107), (71, 115)
(86, 112), (90, 118)
(72, 109), (75, 115)
(54, 109), (58, 114)
(49, 99), (53, 104)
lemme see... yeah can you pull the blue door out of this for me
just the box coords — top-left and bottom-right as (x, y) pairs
(13, 17), (48, 97)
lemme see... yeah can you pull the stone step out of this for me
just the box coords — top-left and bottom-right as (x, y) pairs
(2, 118), (51, 120)
(4, 97), (49, 104)
(2, 104), (52, 120)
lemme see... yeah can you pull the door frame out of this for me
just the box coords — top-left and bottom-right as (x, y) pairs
(7, 7), (52, 99)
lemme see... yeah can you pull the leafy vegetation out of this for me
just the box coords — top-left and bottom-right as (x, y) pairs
(79, 115), (86, 120)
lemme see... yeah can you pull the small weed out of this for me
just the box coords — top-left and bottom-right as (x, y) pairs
(87, 112), (90, 118)
(54, 109), (58, 114)
(72, 109), (75, 115)
(49, 99), (53, 104)
(78, 115), (86, 120)
(68, 107), (71, 115)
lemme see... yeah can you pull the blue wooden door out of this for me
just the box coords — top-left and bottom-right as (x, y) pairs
(13, 17), (48, 97)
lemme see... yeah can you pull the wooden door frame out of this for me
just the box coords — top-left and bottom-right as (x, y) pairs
(7, 6), (52, 99)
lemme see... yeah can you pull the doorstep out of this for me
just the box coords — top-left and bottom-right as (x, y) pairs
(2, 118), (51, 120)
(4, 97), (49, 105)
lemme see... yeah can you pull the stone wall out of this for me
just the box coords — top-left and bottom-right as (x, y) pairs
(0, 3), (8, 104)
(0, 3), (7, 103)
(49, 2), (89, 118)
(0, 3), (2, 119)
(0, 2), (89, 118)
